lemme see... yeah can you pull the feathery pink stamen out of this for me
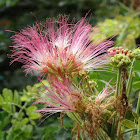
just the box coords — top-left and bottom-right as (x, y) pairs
(10, 15), (114, 75)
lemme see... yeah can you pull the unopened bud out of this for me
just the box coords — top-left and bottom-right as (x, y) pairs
(131, 48), (140, 60)
(110, 54), (131, 67)
(108, 47), (132, 59)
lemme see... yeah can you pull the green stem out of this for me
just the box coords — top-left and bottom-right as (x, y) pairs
(111, 118), (115, 139)
(115, 68), (122, 97)
(85, 77), (94, 95)
(126, 58), (136, 98)
(136, 91), (140, 116)
(117, 121), (121, 140)
(121, 129), (136, 134)
(7, 101), (28, 137)
(130, 92), (140, 138)
(80, 129), (84, 140)
(99, 128), (110, 140)
(3, 102), (22, 108)
(71, 112), (82, 126)
(111, 68), (122, 139)
(118, 2), (133, 12)
(136, 94), (140, 140)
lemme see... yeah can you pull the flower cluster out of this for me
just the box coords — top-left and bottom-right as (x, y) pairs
(34, 76), (83, 115)
(131, 48), (140, 60)
(9, 15), (119, 139)
(10, 16), (114, 75)
(108, 47), (132, 58)
(108, 47), (133, 67)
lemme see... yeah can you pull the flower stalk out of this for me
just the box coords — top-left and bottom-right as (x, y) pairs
(136, 91), (140, 116)
(67, 112), (83, 126)
(115, 67), (122, 97)
(126, 58), (136, 98)
(130, 92), (140, 139)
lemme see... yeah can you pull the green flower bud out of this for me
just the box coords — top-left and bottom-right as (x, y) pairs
(131, 48), (140, 60)
(110, 54), (131, 67)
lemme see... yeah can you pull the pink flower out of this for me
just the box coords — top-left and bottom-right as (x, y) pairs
(34, 76), (82, 115)
(108, 47), (132, 58)
(95, 80), (114, 103)
(10, 15), (114, 75)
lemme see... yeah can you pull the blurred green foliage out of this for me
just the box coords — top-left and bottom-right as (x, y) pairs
(0, 0), (140, 139)
(92, 14), (140, 49)
(0, 81), (73, 140)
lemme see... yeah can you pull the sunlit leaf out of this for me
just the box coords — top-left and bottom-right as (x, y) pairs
(26, 106), (41, 119)
(121, 119), (137, 129)
(132, 112), (139, 121)
(22, 125), (33, 138)
(21, 118), (29, 125)
(0, 95), (4, 106)
(3, 88), (13, 102)
(2, 89), (12, 113)
(13, 90), (20, 105)
(0, 131), (4, 140)
(0, 111), (10, 130)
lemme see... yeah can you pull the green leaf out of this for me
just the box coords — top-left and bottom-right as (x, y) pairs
(26, 106), (41, 119)
(2, 89), (12, 113)
(88, 70), (116, 92)
(121, 119), (137, 129)
(0, 89), (22, 114)
(28, 112), (41, 120)
(134, 60), (140, 72)
(6, 133), (14, 140)
(132, 112), (139, 121)
(0, 131), (4, 140)
(3, 88), (13, 102)
(20, 95), (28, 102)
(23, 125), (33, 138)
(11, 119), (21, 127)
(0, 111), (10, 130)
(26, 106), (37, 113)
(13, 90), (20, 105)
(0, 95), (4, 106)
(30, 120), (36, 126)
(21, 118), (29, 125)
(132, 81), (140, 90)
